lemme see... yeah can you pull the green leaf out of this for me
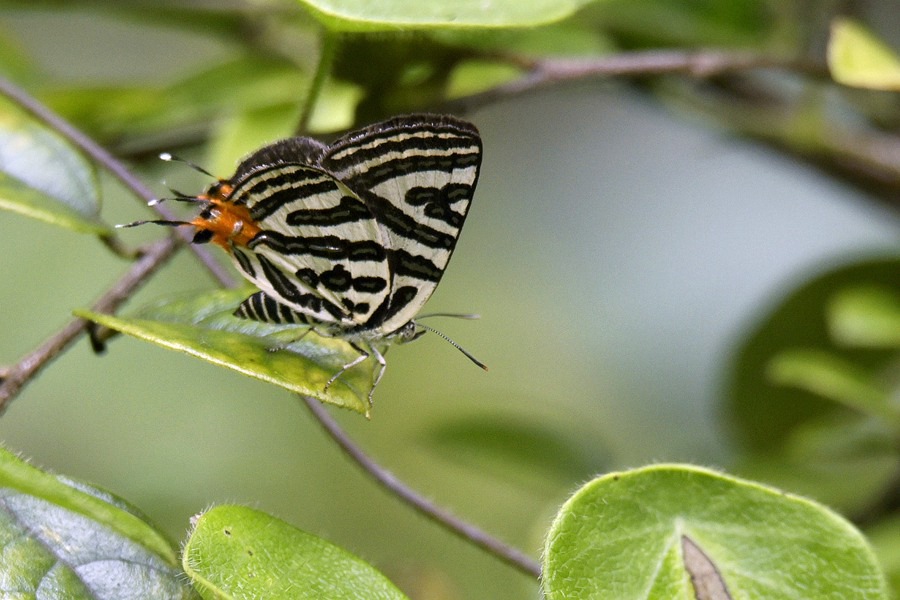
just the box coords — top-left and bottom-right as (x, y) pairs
(542, 464), (889, 600)
(183, 505), (409, 600)
(767, 349), (900, 427)
(76, 288), (374, 414)
(296, 0), (597, 31)
(829, 286), (900, 348)
(828, 18), (900, 91)
(0, 95), (108, 234)
(0, 445), (191, 599)
(207, 79), (362, 175)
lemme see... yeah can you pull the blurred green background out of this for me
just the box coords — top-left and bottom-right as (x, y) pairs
(1, 4), (898, 599)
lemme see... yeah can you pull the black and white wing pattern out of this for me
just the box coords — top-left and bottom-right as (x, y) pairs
(320, 115), (482, 335)
(198, 114), (482, 340)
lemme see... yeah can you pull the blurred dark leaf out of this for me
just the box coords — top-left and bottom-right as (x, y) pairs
(725, 258), (900, 452)
(425, 414), (606, 490)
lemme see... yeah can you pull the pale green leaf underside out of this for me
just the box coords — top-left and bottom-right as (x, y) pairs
(76, 289), (373, 414)
(0, 446), (189, 599)
(0, 171), (108, 234)
(828, 18), (900, 90)
(184, 505), (409, 600)
(296, 0), (597, 31)
(542, 464), (888, 600)
(0, 95), (106, 232)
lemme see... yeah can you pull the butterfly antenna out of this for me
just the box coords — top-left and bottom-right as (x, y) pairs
(159, 152), (216, 178)
(148, 185), (201, 206)
(115, 219), (192, 229)
(417, 312), (481, 320)
(417, 322), (488, 371)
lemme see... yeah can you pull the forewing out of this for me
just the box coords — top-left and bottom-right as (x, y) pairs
(320, 114), (482, 333)
(228, 163), (391, 327)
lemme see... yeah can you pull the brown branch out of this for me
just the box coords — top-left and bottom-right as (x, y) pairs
(0, 238), (178, 412)
(441, 50), (820, 114)
(0, 75), (236, 287)
(301, 396), (542, 579)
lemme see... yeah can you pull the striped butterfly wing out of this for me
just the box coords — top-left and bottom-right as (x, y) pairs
(320, 114), (483, 334)
(223, 153), (392, 328)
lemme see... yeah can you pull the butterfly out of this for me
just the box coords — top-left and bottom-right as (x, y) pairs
(126, 114), (485, 402)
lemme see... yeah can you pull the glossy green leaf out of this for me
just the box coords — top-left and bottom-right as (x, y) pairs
(828, 18), (900, 90)
(296, 0), (597, 31)
(543, 464), (889, 600)
(76, 289), (374, 414)
(0, 95), (108, 234)
(184, 505), (409, 600)
(829, 286), (900, 348)
(767, 349), (900, 427)
(0, 446), (191, 599)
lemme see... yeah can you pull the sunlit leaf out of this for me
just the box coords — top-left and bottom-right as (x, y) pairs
(296, 0), (597, 31)
(829, 286), (900, 348)
(76, 289), (374, 414)
(184, 505), (409, 600)
(543, 464), (889, 599)
(828, 18), (900, 91)
(0, 445), (191, 599)
(0, 95), (108, 234)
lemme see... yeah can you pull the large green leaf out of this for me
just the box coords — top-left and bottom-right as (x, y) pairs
(76, 288), (375, 414)
(183, 505), (409, 600)
(296, 0), (597, 31)
(0, 95), (108, 234)
(543, 464), (889, 599)
(828, 18), (900, 91)
(0, 445), (191, 599)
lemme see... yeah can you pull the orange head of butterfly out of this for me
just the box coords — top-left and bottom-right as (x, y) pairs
(189, 181), (262, 251)
(118, 178), (262, 253)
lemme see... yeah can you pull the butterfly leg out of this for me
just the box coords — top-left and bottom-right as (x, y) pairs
(324, 342), (370, 393)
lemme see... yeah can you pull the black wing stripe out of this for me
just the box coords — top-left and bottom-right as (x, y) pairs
(284, 195), (372, 227)
(250, 231), (387, 262)
(247, 179), (342, 221)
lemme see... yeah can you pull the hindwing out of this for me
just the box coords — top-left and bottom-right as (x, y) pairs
(226, 164), (390, 327)
(320, 115), (482, 334)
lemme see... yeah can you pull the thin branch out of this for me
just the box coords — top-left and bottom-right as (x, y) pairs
(300, 396), (542, 579)
(0, 75), (236, 287)
(295, 30), (340, 136)
(0, 238), (178, 412)
(441, 50), (821, 114)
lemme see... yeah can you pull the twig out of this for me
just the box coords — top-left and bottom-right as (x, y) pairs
(441, 50), (821, 113)
(0, 75), (236, 287)
(0, 238), (178, 412)
(295, 30), (340, 136)
(300, 396), (542, 579)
